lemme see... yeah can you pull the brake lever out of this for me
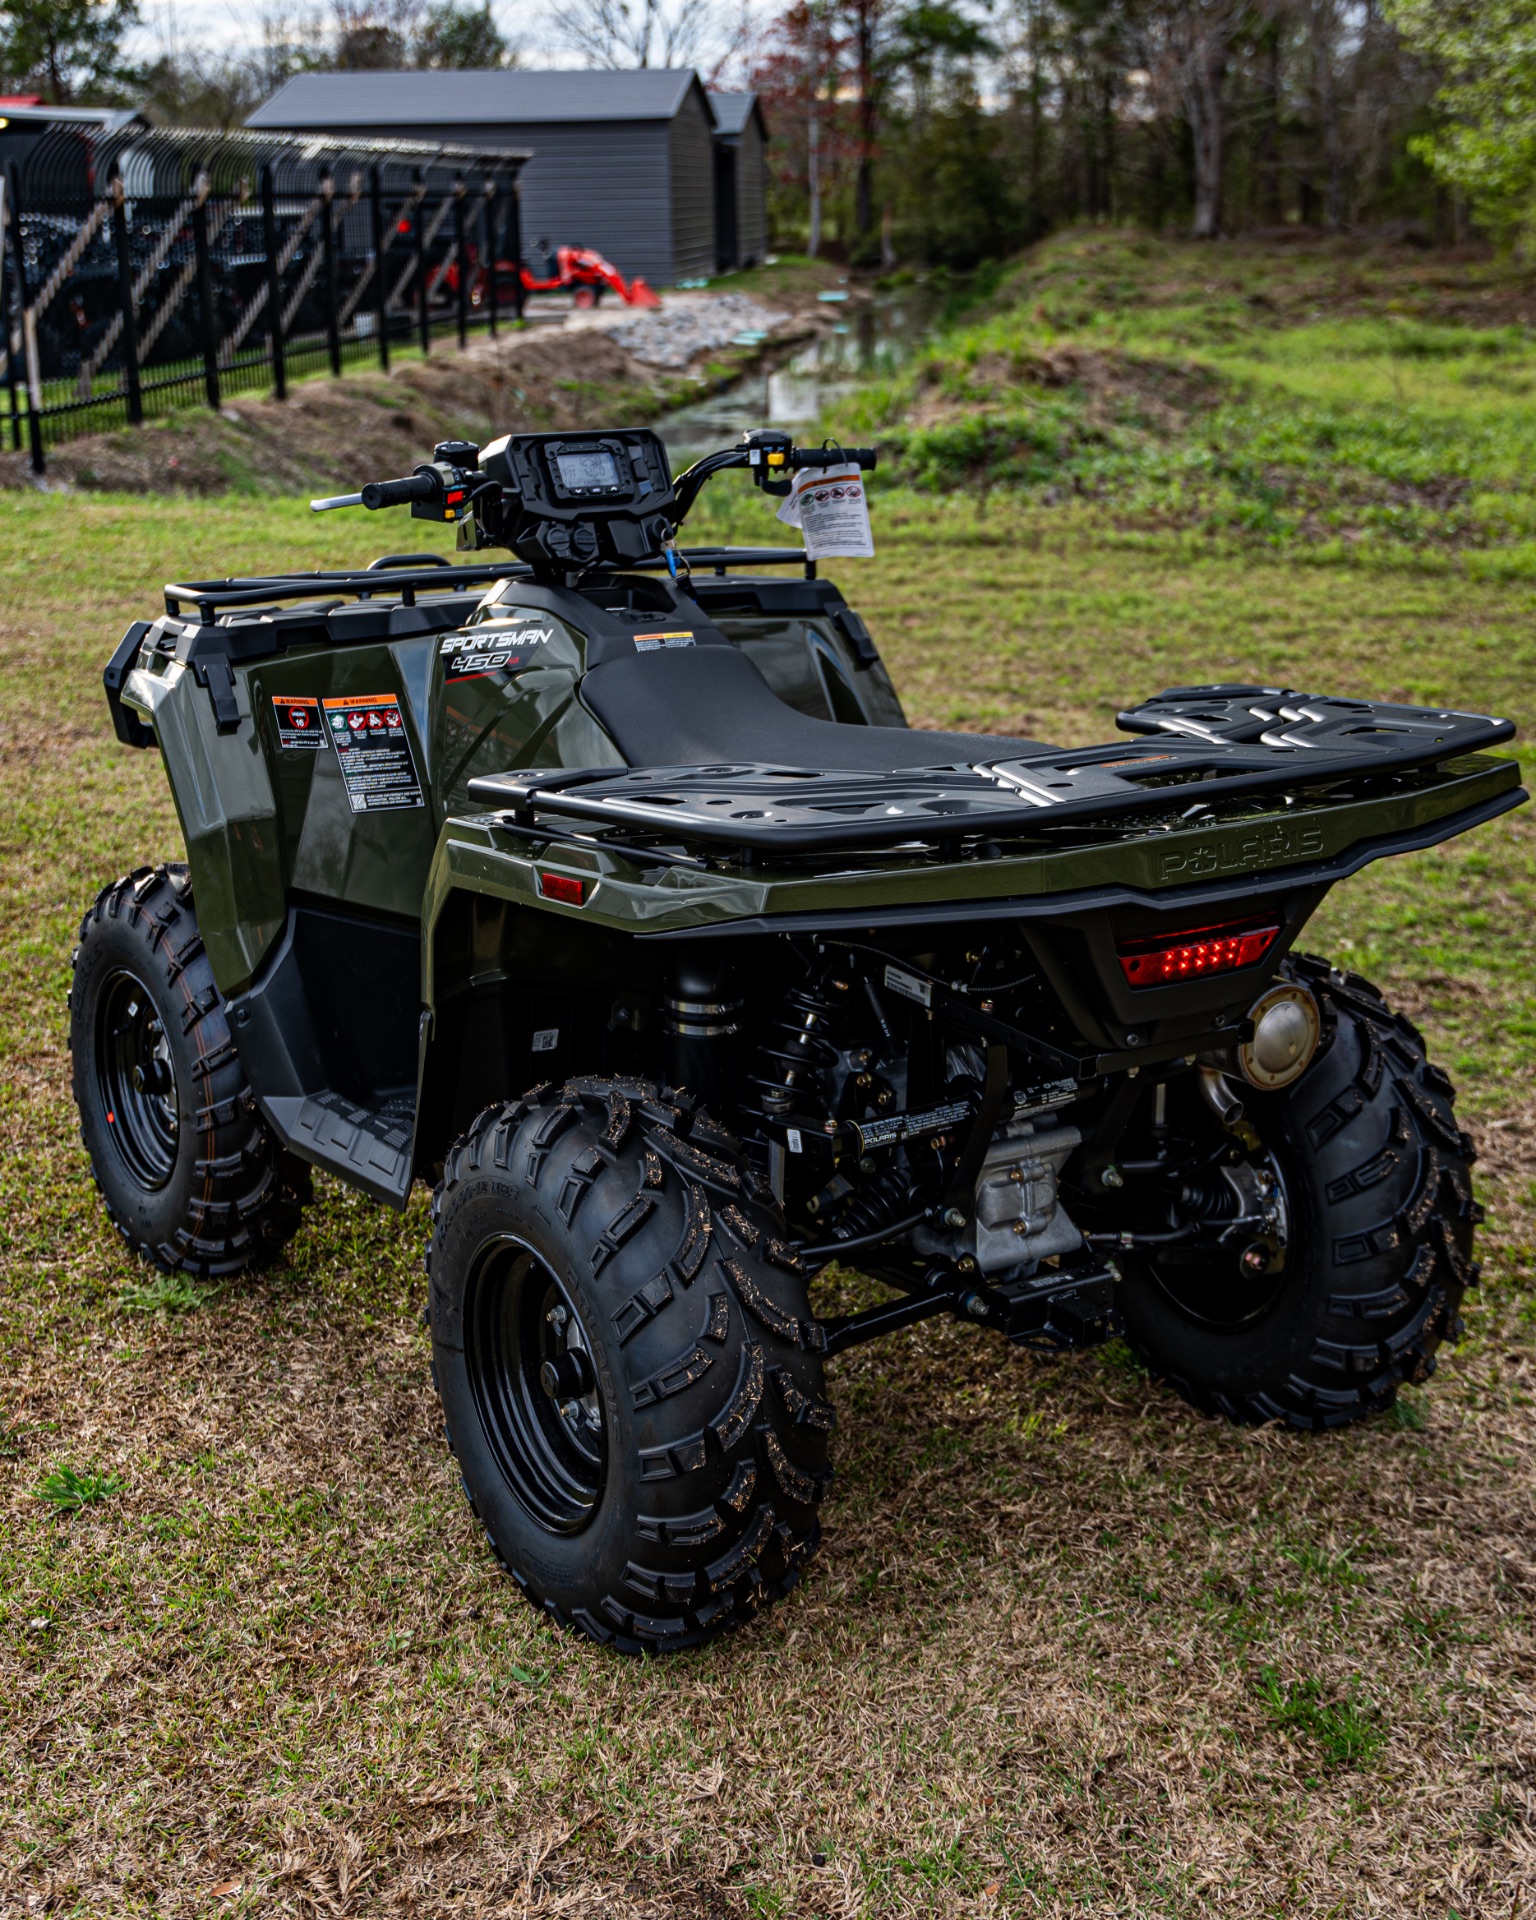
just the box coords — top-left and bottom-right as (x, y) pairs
(310, 492), (365, 512)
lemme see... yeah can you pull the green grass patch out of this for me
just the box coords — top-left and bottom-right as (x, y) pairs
(1257, 1667), (1387, 1769)
(35, 1464), (124, 1513)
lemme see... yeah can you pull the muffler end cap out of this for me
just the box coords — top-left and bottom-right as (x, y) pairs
(1238, 983), (1321, 1090)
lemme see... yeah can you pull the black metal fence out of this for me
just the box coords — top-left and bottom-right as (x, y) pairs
(0, 119), (528, 472)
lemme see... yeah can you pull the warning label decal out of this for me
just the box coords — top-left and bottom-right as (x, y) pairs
(272, 694), (324, 749)
(321, 694), (424, 813)
(633, 631), (695, 652)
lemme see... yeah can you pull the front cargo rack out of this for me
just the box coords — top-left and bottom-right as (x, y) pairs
(161, 546), (814, 621)
(468, 687), (1519, 855)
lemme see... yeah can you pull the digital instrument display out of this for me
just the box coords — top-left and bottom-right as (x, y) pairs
(553, 447), (621, 490)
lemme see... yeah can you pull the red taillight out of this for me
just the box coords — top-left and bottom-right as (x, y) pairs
(537, 870), (587, 906)
(1117, 920), (1278, 987)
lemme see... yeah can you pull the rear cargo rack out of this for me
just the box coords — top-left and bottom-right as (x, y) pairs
(468, 687), (1517, 855)
(162, 546), (813, 621)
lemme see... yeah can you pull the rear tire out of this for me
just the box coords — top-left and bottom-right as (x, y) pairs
(1117, 958), (1479, 1430)
(69, 865), (310, 1276)
(428, 1078), (832, 1654)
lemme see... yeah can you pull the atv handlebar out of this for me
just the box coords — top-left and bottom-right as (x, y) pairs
(310, 472), (444, 514)
(670, 435), (877, 520)
(790, 446), (876, 469)
(361, 473), (441, 510)
(308, 431), (879, 566)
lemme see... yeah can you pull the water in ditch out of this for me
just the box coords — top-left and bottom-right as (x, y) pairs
(653, 281), (950, 469)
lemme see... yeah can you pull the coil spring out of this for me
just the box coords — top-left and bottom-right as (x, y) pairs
(742, 979), (847, 1127)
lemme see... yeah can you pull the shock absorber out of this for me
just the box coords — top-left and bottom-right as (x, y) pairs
(662, 953), (742, 1114)
(742, 973), (850, 1126)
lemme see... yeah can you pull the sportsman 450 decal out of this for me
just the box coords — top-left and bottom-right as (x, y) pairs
(441, 626), (558, 682)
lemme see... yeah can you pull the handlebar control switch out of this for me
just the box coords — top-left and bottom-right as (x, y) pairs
(744, 428), (795, 497)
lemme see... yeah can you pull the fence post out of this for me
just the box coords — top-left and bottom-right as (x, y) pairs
(414, 172), (430, 356)
(481, 180), (498, 339)
(3, 166), (24, 456)
(6, 163), (44, 472)
(320, 169), (341, 376)
(453, 177), (468, 349)
(191, 173), (221, 413)
(109, 172), (144, 428)
(260, 162), (286, 399)
(369, 166), (389, 372)
(507, 176), (525, 321)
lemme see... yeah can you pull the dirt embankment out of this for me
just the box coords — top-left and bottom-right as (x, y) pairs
(0, 293), (814, 498)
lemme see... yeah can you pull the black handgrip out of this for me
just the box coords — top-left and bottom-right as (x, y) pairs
(361, 472), (439, 510)
(791, 446), (877, 470)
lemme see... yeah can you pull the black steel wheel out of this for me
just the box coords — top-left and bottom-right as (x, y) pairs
(1132, 1146), (1293, 1333)
(1115, 957), (1478, 1430)
(93, 966), (180, 1191)
(464, 1235), (608, 1534)
(428, 1078), (832, 1654)
(70, 864), (310, 1275)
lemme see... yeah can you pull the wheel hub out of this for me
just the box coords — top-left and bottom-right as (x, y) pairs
(463, 1237), (607, 1535)
(95, 968), (179, 1192)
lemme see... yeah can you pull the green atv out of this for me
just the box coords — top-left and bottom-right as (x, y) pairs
(73, 427), (1524, 1653)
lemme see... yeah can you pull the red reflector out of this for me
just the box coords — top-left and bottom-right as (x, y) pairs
(1117, 921), (1278, 987)
(537, 871), (587, 906)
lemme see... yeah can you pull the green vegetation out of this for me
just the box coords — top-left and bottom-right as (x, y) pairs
(1385, 1), (1536, 249)
(116, 1270), (217, 1315)
(839, 230), (1536, 566)
(1, 236), (1533, 1913)
(1256, 1668), (1387, 1770)
(35, 1465), (124, 1514)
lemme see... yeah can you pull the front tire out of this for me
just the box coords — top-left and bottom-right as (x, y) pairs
(1117, 959), (1479, 1430)
(428, 1079), (832, 1654)
(69, 865), (310, 1275)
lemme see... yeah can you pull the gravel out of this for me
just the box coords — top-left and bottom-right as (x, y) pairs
(608, 293), (792, 370)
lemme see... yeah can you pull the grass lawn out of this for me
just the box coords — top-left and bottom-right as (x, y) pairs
(1, 236), (1534, 1917)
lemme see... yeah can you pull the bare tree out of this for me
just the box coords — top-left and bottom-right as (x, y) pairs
(1301, 0), (1345, 229)
(548, 0), (721, 68)
(243, 1), (329, 93)
(1137, 0), (1249, 237)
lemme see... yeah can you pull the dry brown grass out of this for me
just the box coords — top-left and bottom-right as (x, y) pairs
(1, 446), (1533, 1912)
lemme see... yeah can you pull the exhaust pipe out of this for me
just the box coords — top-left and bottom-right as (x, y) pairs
(1201, 981), (1323, 1096)
(1198, 1065), (1246, 1126)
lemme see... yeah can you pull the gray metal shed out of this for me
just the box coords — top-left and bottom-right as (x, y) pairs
(247, 69), (718, 286)
(708, 92), (768, 271)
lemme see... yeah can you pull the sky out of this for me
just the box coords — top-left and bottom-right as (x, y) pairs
(127, 1), (764, 86)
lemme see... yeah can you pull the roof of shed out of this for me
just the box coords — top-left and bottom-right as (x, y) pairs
(706, 91), (763, 138)
(248, 68), (711, 130)
(0, 102), (145, 132)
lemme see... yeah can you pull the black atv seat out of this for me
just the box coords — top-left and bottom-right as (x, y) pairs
(581, 645), (1045, 772)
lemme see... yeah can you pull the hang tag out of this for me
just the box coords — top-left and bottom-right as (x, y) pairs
(774, 465), (875, 560)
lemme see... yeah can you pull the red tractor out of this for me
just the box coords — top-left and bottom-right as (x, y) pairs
(517, 240), (661, 308)
(408, 206), (662, 315)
